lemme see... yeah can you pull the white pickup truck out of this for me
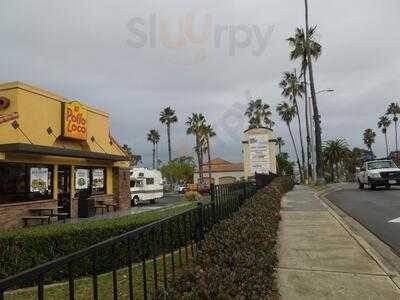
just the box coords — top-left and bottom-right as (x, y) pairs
(357, 159), (400, 190)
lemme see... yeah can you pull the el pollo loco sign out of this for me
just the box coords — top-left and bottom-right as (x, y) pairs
(62, 101), (87, 140)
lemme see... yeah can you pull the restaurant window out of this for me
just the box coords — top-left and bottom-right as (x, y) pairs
(92, 168), (106, 194)
(0, 163), (53, 205)
(75, 168), (90, 191)
(75, 167), (106, 195)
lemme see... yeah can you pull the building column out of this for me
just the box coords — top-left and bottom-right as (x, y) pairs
(53, 164), (58, 201)
(113, 167), (131, 210)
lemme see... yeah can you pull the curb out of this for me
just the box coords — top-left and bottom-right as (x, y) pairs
(314, 185), (400, 289)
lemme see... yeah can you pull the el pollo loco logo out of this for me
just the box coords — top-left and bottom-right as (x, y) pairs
(63, 101), (87, 140)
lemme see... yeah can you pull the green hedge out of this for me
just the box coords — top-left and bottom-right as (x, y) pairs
(162, 177), (294, 299)
(0, 203), (195, 282)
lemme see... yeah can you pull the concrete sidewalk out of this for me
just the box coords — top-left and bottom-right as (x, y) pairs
(277, 185), (400, 299)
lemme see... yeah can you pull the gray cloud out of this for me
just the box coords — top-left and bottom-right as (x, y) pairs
(1, 0), (399, 166)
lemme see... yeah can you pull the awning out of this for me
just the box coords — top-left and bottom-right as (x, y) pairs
(0, 143), (128, 161)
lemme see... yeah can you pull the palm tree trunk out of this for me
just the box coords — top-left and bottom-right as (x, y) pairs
(336, 163), (340, 182)
(303, 70), (312, 179)
(305, 0), (324, 184)
(288, 122), (303, 183)
(196, 135), (203, 184)
(278, 144), (282, 154)
(207, 135), (212, 186)
(152, 143), (156, 169)
(395, 119), (398, 154)
(330, 162), (334, 182)
(294, 97), (306, 182)
(307, 57), (323, 182)
(167, 125), (172, 162)
(385, 131), (389, 157)
(156, 143), (159, 169)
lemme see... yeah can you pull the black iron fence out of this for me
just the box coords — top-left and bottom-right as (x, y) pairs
(0, 180), (268, 300)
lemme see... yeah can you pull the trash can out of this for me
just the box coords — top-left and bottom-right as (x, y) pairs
(77, 191), (95, 218)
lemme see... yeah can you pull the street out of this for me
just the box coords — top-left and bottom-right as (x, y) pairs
(327, 185), (400, 254)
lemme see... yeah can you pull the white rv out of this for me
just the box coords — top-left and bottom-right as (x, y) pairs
(130, 168), (164, 206)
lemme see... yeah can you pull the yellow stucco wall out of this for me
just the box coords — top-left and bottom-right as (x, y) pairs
(0, 82), (129, 220)
(0, 81), (128, 159)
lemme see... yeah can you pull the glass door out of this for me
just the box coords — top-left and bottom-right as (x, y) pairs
(57, 166), (71, 217)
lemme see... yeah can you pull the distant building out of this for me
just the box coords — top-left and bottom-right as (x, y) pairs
(193, 158), (244, 185)
(242, 127), (277, 178)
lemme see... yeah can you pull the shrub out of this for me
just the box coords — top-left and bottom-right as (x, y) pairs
(184, 191), (202, 202)
(0, 204), (195, 282)
(162, 176), (294, 299)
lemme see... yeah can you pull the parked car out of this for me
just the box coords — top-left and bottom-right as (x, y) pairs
(173, 183), (188, 194)
(130, 168), (163, 206)
(176, 184), (187, 194)
(188, 183), (211, 195)
(356, 159), (400, 190)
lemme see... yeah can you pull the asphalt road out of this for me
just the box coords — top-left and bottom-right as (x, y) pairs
(327, 185), (400, 254)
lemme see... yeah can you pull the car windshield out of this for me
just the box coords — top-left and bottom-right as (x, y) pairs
(367, 161), (397, 170)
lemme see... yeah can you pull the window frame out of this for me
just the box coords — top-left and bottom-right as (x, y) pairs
(0, 162), (54, 205)
(74, 166), (107, 195)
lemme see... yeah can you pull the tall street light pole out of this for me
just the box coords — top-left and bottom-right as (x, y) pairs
(304, 0), (325, 184)
(309, 89), (335, 182)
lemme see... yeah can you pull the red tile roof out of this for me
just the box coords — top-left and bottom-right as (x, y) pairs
(194, 157), (244, 173)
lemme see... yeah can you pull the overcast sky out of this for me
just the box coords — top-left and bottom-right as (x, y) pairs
(1, 0), (400, 166)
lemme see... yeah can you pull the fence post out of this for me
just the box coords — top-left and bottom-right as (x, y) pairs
(196, 202), (205, 244)
(210, 184), (217, 224)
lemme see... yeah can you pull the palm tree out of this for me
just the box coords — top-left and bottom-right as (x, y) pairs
(186, 113), (206, 184)
(276, 137), (285, 154)
(200, 124), (216, 185)
(363, 129), (376, 152)
(344, 148), (369, 182)
(147, 129), (160, 169)
(280, 69), (306, 180)
(277, 102), (303, 182)
(288, 25), (322, 182)
(323, 138), (349, 182)
(386, 102), (400, 155)
(245, 98), (274, 129)
(159, 107), (178, 162)
(378, 115), (391, 157)
(287, 28), (311, 178)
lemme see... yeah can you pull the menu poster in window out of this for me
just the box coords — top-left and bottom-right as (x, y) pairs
(75, 169), (89, 190)
(92, 169), (104, 189)
(30, 168), (48, 193)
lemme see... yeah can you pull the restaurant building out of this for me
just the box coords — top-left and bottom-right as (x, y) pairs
(0, 82), (130, 228)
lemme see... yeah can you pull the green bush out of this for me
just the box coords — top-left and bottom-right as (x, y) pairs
(184, 191), (202, 202)
(0, 204), (196, 283)
(162, 176), (294, 299)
